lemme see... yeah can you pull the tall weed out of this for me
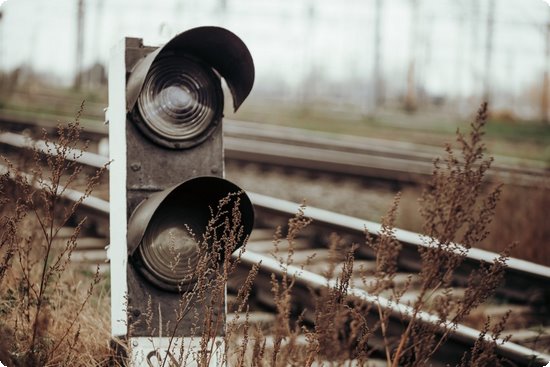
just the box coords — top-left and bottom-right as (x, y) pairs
(0, 105), (111, 366)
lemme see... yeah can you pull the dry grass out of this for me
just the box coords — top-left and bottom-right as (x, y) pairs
(488, 185), (550, 266)
(0, 102), (519, 366)
(395, 176), (550, 267)
(0, 105), (112, 366)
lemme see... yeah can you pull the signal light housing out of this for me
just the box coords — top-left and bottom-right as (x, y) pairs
(108, 25), (255, 354)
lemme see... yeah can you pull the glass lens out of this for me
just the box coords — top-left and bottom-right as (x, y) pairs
(138, 205), (200, 286)
(137, 56), (222, 143)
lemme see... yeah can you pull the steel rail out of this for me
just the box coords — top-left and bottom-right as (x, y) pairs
(223, 118), (441, 161)
(250, 192), (550, 282)
(250, 192), (550, 303)
(224, 136), (433, 184)
(0, 131), (110, 170)
(0, 163), (109, 215)
(0, 111), (108, 137)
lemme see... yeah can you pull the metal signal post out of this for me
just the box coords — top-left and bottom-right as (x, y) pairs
(108, 27), (255, 366)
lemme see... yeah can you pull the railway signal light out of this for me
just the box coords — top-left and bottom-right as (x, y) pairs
(108, 26), (254, 366)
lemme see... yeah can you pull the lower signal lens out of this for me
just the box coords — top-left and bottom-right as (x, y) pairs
(137, 205), (200, 288)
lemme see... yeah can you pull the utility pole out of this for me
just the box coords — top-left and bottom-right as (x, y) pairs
(74, 0), (85, 90)
(482, 0), (495, 105)
(373, 0), (384, 109)
(541, 10), (550, 125)
(0, 10), (3, 73)
(218, 0), (227, 13)
(455, 3), (466, 106)
(467, 0), (481, 106)
(405, 0), (419, 112)
(300, 2), (316, 109)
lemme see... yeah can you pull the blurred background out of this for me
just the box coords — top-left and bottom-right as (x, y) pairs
(0, 0), (549, 264)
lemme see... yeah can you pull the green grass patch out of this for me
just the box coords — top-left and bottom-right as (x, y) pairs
(233, 101), (550, 164)
(485, 119), (550, 145)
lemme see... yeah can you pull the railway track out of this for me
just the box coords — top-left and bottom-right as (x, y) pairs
(1, 135), (549, 365)
(1, 112), (548, 187)
(223, 119), (549, 187)
(32, 180), (550, 367)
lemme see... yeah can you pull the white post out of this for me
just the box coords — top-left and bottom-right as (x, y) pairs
(108, 38), (128, 338)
